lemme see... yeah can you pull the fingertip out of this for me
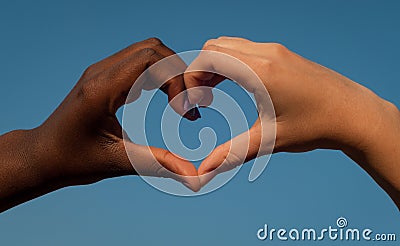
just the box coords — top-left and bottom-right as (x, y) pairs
(167, 93), (201, 121)
(163, 154), (201, 192)
(198, 88), (214, 107)
(192, 107), (201, 119)
(191, 186), (201, 193)
(183, 107), (201, 121)
(182, 177), (201, 192)
(181, 175), (201, 192)
(173, 158), (201, 192)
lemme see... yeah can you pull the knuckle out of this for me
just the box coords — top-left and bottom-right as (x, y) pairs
(144, 37), (163, 46)
(203, 44), (221, 52)
(203, 39), (218, 49)
(77, 80), (98, 102)
(82, 63), (98, 78)
(218, 36), (250, 42)
(252, 57), (272, 73)
(267, 42), (288, 57)
(259, 58), (273, 69)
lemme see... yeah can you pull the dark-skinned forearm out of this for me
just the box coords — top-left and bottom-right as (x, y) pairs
(0, 129), (63, 212)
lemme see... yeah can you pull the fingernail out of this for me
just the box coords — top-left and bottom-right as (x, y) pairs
(183, 107), (200, 121)
(191, 107), (201, 119)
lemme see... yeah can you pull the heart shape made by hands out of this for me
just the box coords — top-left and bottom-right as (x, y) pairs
(122, 50), (276, 195)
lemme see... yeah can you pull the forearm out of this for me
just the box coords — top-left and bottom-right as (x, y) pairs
(0, 129), (62, 212)
(337, 86), (400, 209)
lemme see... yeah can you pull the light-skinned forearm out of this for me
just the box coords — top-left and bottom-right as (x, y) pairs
(335, 86), (400, 209)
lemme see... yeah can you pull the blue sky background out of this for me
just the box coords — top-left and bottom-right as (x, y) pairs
(0, 0), (399, 245)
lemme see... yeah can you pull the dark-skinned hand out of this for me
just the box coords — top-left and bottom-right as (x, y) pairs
(0, 38), (200, 212)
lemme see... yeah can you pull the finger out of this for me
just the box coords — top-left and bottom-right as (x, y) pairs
(189, 75), (225, 107)
(86, 38), (199, 120)
(122, 140), (200, 192)
(217, 36), (250, 41)
(141, 43), (201, 121)
(198, 87), (213, 107)
(94, 47), (164, 113)
(162, 73), (202, 121)
(205, 36), (251, 49)
(206, 38), (288, 58)
(148, 146), (200, 191)
(96, 48), (194, 119)
(206, 38), (246, 50)
(200, 44), (275, 113)
(183, 71), (225, 107)
(85, 38), (166, 77)
(198, 120), (262, 187)
(184, 46), (263, 105)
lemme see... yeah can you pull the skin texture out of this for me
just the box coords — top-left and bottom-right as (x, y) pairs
(184, 36), (400, 209)
(0, 38), (201, 212)
(1, 36), (400, 212)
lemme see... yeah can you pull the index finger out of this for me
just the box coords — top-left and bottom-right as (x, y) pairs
(183, 47), (264, 106)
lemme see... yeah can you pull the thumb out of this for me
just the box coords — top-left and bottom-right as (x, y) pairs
(198, 120), (262, 187)
(124, 141), (200, 192)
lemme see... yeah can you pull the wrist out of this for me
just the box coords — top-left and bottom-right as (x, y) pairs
(4, 129), (45, 180)
(333, 85), (400, 204)
(0, 128), (64, 211)
(26, 128), (64, 185)
(27, 126), (67, 188)
(324, 79), (398, 154)
(338, 92), (400, 156)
